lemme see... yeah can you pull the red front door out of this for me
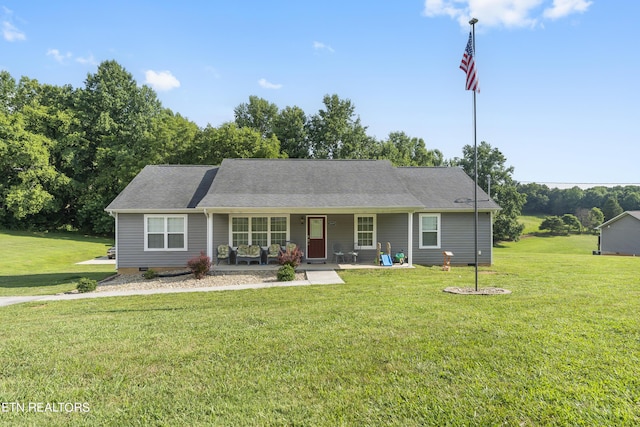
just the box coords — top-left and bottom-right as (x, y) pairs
(307, 216), (326, 259)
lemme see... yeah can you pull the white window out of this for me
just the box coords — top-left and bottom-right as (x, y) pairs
(230, 216), (289, 247)
(419, 213), (440, 248)
(144, 215), (187, 251)
(354, 215), (376, 250)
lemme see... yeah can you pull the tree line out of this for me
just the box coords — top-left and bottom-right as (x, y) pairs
(6, 59), (567, 242)
(1, 60), (449, 235)
(518, 182), (640, 232)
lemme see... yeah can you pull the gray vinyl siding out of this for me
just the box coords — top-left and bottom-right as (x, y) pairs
(116, 213), (207, 269)
(411, 212), (493, 266)
(212, 214), (228, 249)
(600, 215), (640, 255)
(372, 214), (409, 264)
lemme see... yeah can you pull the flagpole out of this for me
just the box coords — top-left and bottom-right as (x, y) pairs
(470, 17), (479, 291)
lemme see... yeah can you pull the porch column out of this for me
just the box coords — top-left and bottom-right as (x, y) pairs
(407, 212), (413, 267)
(205, 210), (213, 264)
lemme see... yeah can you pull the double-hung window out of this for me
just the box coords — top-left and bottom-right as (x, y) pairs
(354, 215), (376, 250)
(230, 216), (288, 247)
(145, 215), (187, 251)
(419, 213), (440, 248)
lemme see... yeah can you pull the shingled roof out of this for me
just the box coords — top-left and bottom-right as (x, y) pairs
(106, 165), (218, 211)
(396, 167), (499, 211)
(198, 159), (424, 211)
(106, 159), (500, 212)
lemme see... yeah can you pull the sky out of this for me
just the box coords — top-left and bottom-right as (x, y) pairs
(1, 0), (638, 187)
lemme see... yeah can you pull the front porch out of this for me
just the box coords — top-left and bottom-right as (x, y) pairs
(213, 261), (414, 272)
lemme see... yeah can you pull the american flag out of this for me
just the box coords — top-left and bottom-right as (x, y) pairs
(460, 32), (479, 93)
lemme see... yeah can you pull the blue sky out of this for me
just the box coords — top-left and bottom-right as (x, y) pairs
(1, 1), (637, 187)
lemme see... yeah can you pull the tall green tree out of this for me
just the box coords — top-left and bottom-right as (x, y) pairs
(453, 141), (524, 241)
(75, 60), (163, 234)
(587, 207), (605, 230)
(234, 95), (279, 138)
(188, 122), (282, 165)
(376, 131), (443, 166)
(0, 111), (67, 227)
(601, 196), (623, 221)
(307, 94), (375, 159)
(519, 182), (550, 213)
(273, 105), (309, 158)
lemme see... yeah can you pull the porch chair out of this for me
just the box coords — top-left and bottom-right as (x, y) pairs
(348, 243), (359, 264)
(216, 244), (231, 265)
(332, 242), (345, 263)
(266, 243), (281, 264)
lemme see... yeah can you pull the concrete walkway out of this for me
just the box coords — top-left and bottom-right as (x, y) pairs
(0, 270), (344, 307)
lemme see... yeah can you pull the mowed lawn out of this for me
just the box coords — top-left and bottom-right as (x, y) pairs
(1, 231), (639, 426)
(0, 230), (115, 296)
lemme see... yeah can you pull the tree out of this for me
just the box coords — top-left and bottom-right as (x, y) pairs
(586, 207), (604, 231)
(75, 60), (164, 234)
(189, 122), (282, 165)
(561, 213), (582, 234)
(307, 94), (375, 159)
(234, 95), (279, 138)
(601, 196), (623, 221)
(453, 141), (514, 192)
(376, 131), (443, 166)
(518, 182), (550, 214)
(492, 185), (526, 241)
(453, 141), (524, 242)
(549, 186), (584, 215)
(540, 216), (567, 235)
(273, 105), (310, 158)
(0, 111), (65, 227)
(620, 190), (640, 211)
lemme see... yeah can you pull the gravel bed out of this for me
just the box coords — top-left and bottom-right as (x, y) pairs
(97, 270), (307, 293)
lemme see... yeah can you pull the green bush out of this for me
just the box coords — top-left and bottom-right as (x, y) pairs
(76, 277), (97, 293)
(143, 269), (158, 280)
(187, 251), (212, 279)
(277, 264), (296, 281)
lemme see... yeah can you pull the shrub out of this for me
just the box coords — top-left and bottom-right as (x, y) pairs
(187, 251), (212, 279)
(77, 277), (97, 293)
(277, 264), (296, 281)
(278, 246), (303, 268)
(143, 269), (158, 280)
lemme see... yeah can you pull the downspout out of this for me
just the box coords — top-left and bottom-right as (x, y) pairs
(407, 211), (413, 267)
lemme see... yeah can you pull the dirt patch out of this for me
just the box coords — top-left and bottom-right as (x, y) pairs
(443, 287), (511, 295)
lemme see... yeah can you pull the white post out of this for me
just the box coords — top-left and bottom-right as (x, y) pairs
(407, 212), (413, 267)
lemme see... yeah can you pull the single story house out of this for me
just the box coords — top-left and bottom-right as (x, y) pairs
(105, 158), (500, 274)
(596, 210), (640, 256)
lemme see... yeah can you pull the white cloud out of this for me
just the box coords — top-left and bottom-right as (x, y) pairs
(144, 70), (181, 91)
(258, 78), (283, 89)
(313, 41), (335, 53)
(76, 54), (98, 66)
(543, 0), (592, 20)
(2, 21), (25, 41)
(46, 48), (72, 63)
(423, 0), (593, 28)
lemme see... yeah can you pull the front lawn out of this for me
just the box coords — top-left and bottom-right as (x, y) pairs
(0, 234), (639, 425)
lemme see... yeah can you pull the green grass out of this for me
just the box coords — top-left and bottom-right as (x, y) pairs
(0, 230), (115, 296)
(1, 231), (639, 425)
(519, 214), (546, 234)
